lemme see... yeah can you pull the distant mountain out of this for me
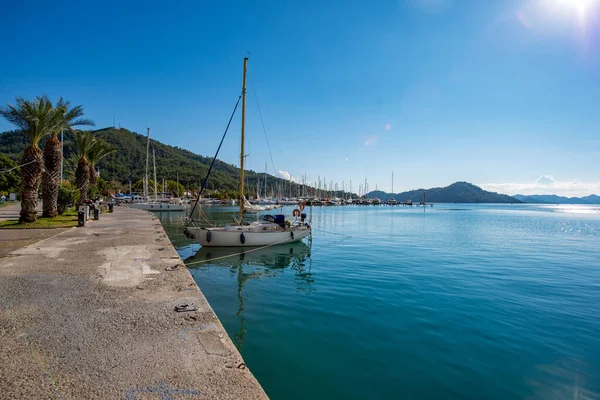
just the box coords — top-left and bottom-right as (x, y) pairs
(367, 182), (520, 203)
(514, 194), (600, 204)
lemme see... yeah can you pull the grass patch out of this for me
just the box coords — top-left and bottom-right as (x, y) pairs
(0, 209), (79, 229)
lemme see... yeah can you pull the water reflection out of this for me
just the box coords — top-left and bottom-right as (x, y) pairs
(185, 242), (314, 351)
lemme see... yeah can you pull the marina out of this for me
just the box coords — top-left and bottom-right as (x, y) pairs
(2, 0), (600, 398)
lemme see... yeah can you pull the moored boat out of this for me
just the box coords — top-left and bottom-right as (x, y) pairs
(184, 57), (311, 247)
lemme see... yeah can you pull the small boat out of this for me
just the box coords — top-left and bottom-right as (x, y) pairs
(184, 57), (311, 247)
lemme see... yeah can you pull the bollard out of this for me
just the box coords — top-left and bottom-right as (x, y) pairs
(78, 211), (86, 227)
(108, 203), (114, 213)
(93, 208), (100, 220)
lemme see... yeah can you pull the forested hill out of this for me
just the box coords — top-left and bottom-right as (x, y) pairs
(367, 182), (520, 203)
(0, 127), (296, 194)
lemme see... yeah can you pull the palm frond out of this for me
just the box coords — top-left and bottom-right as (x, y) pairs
(54, 99), (95, 133)
(88, 140), (117, 166)
(74, 131), (96, 161)
(0, 96), (56, 146)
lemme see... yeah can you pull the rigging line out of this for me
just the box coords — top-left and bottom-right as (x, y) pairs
(187, 94), (242, 223)
(0, 159), (37, 173)
(250, 71), (277, 176)
(118, 163), (143, 185)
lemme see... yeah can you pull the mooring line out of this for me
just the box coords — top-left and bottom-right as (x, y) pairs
(185, 235), (304, 266)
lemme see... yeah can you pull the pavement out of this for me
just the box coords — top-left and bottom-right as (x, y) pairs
(0, 229), (70, 258)
(0, 207), (267, 399)
(0, 202), (67, 257)
(0, 201), (21, 221)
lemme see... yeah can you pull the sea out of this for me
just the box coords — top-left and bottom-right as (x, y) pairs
(157, 203), (600, 400)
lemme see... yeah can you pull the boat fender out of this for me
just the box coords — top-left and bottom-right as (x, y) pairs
(292, 208), (301, 217)
(206, 230), (212, 243)
(290, 231), (294, 240)
(240, 232), (246, 244)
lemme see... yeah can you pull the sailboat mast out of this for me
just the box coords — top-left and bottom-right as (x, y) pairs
(239, 57), (248, 224)
(153, 148), (157, 201)
(392, 171), (394, 194)
(144, 128), (150, 197)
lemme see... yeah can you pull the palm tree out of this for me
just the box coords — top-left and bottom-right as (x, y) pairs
(0, 96), (57, 222)
(74, 131), (96, 205)
(42, 98), (94, 218)
(88, 140), (116, 187)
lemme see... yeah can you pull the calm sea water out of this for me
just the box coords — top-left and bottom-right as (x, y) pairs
(158, 204), (600, 400)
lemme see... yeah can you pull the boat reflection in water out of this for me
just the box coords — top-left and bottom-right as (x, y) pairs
(185, 242), (313, 351)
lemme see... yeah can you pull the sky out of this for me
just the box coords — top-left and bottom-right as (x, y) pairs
(1, 0), (599, 196)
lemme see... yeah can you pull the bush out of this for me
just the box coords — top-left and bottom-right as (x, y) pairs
(58, 182), (79, 215)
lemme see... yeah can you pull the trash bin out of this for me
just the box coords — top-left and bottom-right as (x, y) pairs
(78, 211), (86, 227)
(93, 208), (100, 220)
(108, 203), (114, 213)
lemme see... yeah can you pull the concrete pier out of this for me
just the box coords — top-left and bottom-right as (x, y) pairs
(0, 207), (267, 399)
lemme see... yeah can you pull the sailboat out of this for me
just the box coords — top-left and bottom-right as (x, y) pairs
(184, 57), (311, 247)
(127, 129), (185, 212)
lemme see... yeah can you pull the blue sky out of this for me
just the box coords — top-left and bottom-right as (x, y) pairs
(1, 0), (599, 196)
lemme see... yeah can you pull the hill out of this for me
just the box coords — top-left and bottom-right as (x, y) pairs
(367, 182), (520, 203)
(513, 194), (600, 204)
(0, 127), (309, 196)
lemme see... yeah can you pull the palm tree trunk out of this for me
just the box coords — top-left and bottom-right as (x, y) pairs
(89, 163), (98, 186)
(20, 145), (43, 223)
(75, 158), (90, 205)
(42, 134), (61, 217)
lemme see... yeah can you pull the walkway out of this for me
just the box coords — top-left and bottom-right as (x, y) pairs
(0, 207), (267, 399)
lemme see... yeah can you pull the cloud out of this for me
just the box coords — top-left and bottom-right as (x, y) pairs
(479, 176), (600, 197)
(277, 170), (296, 182)
(364, 135), (378, 146)
(385, 123), (392, 131)
(535, 175), (555, 186)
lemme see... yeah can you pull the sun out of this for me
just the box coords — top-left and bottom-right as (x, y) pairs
(537, 0), (599, 28)
(551, 0), (597, 16)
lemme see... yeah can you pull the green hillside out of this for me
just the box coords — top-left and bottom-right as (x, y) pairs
(0, 127), (304, 196)
(368, 182), (520, 203)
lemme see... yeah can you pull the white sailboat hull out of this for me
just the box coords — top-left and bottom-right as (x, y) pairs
(126, 203), (186, 212)
(185, 226), (311, 247)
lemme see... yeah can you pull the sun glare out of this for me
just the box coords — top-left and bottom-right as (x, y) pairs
(550, 0), (598, 19)
(520, 0), (600, 34)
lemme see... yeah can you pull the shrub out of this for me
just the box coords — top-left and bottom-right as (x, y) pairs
(58, 181), (79, 215)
